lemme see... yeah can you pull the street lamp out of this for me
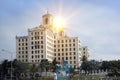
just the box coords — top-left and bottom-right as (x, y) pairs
(79, 64), (81, 80)
(1, 49), (13, 80)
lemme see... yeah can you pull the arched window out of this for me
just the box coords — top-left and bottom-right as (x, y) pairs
(45, 18), (48, 24)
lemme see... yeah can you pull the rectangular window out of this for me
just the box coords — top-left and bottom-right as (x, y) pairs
(37, 36), (39, 39)
(58, 53), (60, 56)
(38, 55), (40, 58)
(35, 45), (37, 49)
(62, 57), (64, 60)
(74, 61), (76, 64)
(41, 45), (43, 48)
(69, 44), (71, 47)
(41, 32), (43, 34)
(35, 51), (37, 53)
(22, 47), (24, 50)
(41, 55), (43, 58)
(69, 40), (71, 42)
(35, 36), (37, 40)
(73, 44), (75, 46)
(31, 32), (33, 35)
(38, 50), (40, 53)
(83, 48), (85, 50)
(58, 45), (60, 47)
(74, 56), (76, 59)
(31, 46), (34, 49)
(35, 41), (37, 44)
(41, 36), (43, 39)
(38, 32), (39, 35)
(31, 42), (33, 45)
(66, 40), (67, 42)
(38, 41), (39, 44)
(66, 48), (68, 51)
(31, 37), (33, 40)
(19, 39), (20, 42)
(35, 32), (37, 35)
(19, 47), (21, 50)
(22, 51), (24, 54)
(74, 52), (76, 55)
(41, 50), (43, 53)
(41, 41), (43, 44)
(38, 45), (40, 49)
(58, 49), (60, 51)
(73, 48), (75, 51)
(66, 53), (68, 55)
(66, 57), (68, 60)
(58, 57), (60, 60)
(31, 55), (33, 58)
(73, 39), (75, 42)
(65, 44), (67, 47)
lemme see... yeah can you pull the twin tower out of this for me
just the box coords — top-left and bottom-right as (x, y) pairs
(42, 11), (66, 37)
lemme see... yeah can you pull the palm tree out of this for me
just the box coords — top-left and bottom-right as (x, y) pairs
(39, 59), (50, 76)
(12, 59), (26, 80)
(52, 58), (57, 72)
(30, 64), (37, 79)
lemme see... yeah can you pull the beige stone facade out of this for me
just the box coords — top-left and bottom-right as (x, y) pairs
(82, 46), (89, 60)
(16, 12), (89, 68)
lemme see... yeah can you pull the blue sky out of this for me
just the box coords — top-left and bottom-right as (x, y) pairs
(0, 0), (120, 61)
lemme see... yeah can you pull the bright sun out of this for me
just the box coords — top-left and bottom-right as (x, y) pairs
(53, 16), (65, 29)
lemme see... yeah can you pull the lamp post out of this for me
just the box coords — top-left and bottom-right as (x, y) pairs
(2, 49), (13, 80)
(79, 63), (81, 80)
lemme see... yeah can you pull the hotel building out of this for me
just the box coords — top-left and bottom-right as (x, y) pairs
(16, 12), (89, 68)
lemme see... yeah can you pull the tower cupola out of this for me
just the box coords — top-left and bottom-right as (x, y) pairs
(42, 11), (53, 25)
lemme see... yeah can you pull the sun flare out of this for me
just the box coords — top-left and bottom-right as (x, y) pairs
(53, 16), (65, 29)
